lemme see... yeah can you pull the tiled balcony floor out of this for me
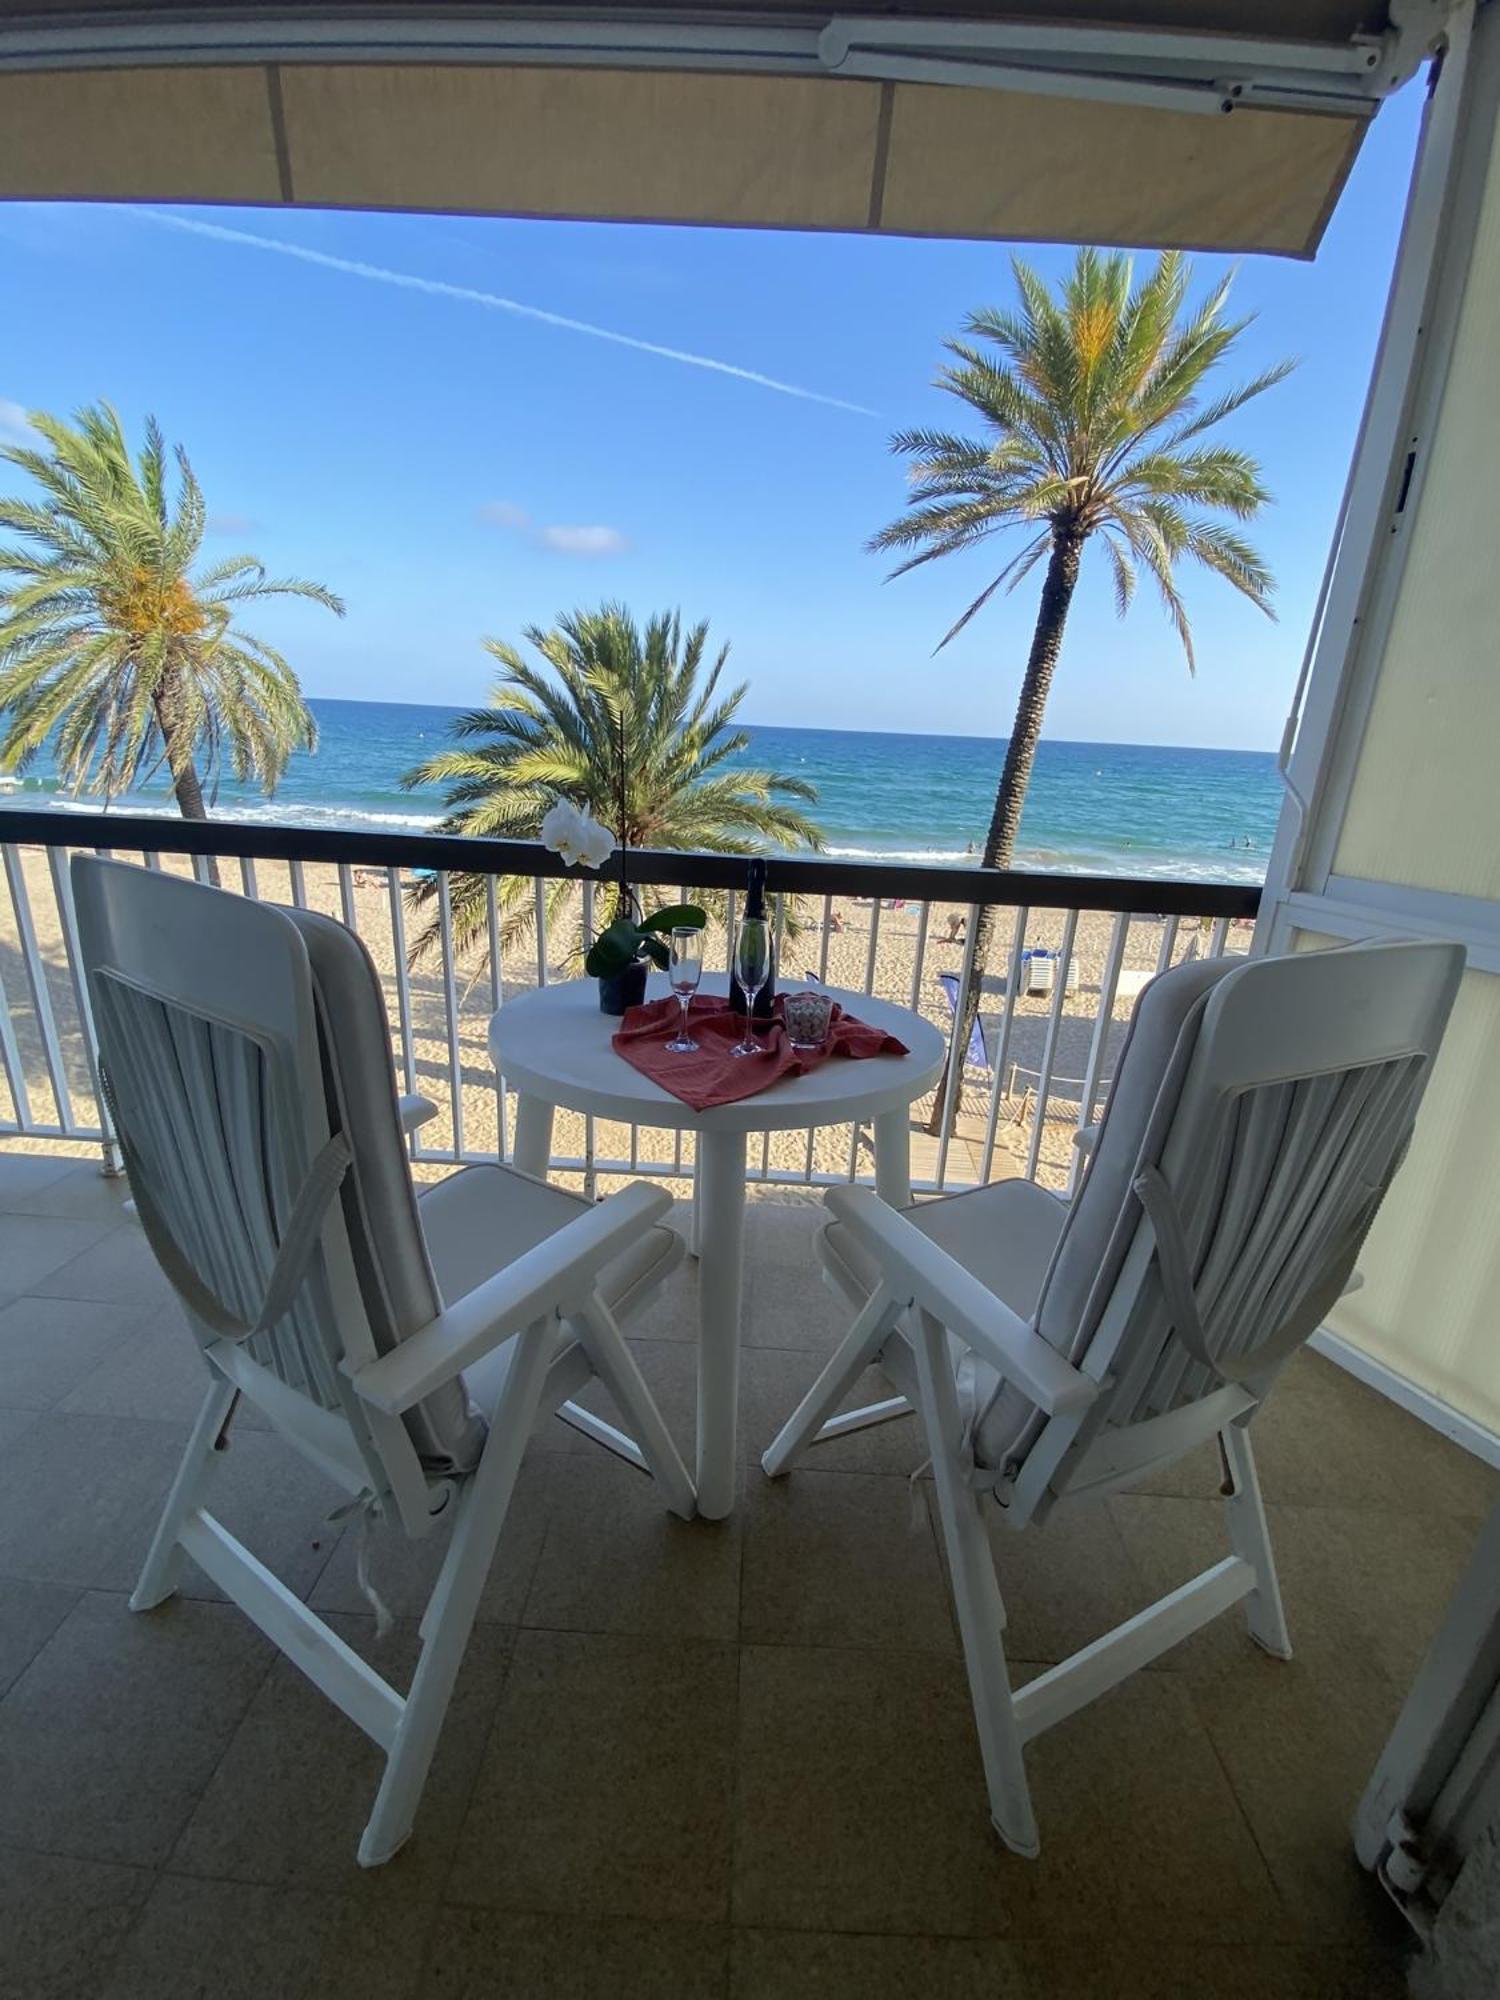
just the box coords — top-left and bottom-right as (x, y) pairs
(1, 1147), (1496, 1998)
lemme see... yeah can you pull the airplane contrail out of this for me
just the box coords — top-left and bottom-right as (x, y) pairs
(141, 211), (879, 417)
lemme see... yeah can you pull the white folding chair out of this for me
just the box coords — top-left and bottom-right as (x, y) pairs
(72, 856), (694, 1868)
(763, 940), (1464, 1857)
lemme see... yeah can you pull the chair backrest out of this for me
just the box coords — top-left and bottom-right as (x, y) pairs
(982, 940), (1464, 1497)
(71, 858), (484, 1502)
(1088, 938), (1461, 1416)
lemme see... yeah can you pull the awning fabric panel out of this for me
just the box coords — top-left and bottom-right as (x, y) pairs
(0, 55), (1367, 254)
(281, 63), (884, 230)
(880, 82), (1362, 252)
(0, 63), (283, 203)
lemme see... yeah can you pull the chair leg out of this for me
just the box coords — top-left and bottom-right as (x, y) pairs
(358, 1316), (556, 1869)
(129, 1374), (237, 1612)
(760, 1284), (902, 1479)
(571, 1295), (696, 1520)
(1220, 1422), (1292, 1661)
(911, 1307), (1040, 1859)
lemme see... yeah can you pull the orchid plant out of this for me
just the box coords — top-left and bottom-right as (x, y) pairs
(539, 799), (614, 870)
(539, 798), (705, 980)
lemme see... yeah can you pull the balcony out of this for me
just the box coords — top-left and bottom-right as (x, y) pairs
(0, 1136), (1495, 1994)
(0, 810), (1495, 1990)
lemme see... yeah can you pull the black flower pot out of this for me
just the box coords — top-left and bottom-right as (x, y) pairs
(598, 959), (648, 1016)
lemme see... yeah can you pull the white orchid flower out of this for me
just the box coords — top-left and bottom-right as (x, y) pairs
(576, 817), (615, 868)
(540, 799), (614, 870)
(540, 799), (584, 862)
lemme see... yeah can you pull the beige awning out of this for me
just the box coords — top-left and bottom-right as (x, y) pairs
(0, 4), (1426, 257)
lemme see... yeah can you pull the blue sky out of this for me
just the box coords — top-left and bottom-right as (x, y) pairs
(1, 83), (1420, 750)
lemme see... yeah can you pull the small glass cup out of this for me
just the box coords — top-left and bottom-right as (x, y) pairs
(666, 925), (704, 1052)
(784, 988), (834, 1051)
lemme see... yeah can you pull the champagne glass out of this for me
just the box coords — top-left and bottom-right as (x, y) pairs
(732, 913), (772, 1057)
(665, 925), (704, 1053)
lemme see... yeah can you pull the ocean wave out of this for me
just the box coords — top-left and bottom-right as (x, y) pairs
(221, 801), (446, 833)
(823, 838), (1264, 885)
(1016, 845), (1266, 886)
(825, 844), (975, 864)
(29, 796), (445, 834)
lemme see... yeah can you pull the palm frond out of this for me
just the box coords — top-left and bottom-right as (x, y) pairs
(401, 604), (827, 965)
(872, 245), (1288, 686)
(0, 402), (340, 813)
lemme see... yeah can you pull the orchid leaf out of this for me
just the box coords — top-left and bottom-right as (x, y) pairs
(638, 902), (708, 935)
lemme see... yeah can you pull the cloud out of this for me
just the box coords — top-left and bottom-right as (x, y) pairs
(481, 500), (628, 559)
(138, 212), (880, 418)
(538, 524), (628, 557)
(0, 399), (39, 447)
(478, 500), (531, 531)
(205, 510), (260, 536)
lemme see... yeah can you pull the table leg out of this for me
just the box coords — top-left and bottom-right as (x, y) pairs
(512, 1094), (556, 1181)
(873, 1107), (914, 1209)
(695, 1128), (747, 1520)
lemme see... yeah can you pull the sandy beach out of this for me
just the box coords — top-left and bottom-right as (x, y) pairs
(0, 843), (1247, 1198)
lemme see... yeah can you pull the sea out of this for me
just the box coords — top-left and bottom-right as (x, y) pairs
(4, 696), (1281, 885)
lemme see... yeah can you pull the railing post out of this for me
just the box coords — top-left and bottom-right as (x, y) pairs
(977, 904), (1030, 1187)
(1023, 909), (1080, 1185)
(47, 846), (122, 1174)
(3, 844), (76, 1139)
(1069, 912), (1129, 1196)
(933, 904), (982, 1191)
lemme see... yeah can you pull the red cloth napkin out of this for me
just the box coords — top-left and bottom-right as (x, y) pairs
(612, 994), (909, 1111)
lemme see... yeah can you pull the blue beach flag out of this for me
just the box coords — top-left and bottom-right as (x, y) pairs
(936, 972), (988, 1072)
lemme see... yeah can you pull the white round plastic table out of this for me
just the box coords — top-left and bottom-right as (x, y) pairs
(489, 974), (945, 1518)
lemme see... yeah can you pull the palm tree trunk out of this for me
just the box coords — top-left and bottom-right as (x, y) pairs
(167, 754), (209, 822)
(151, 680), (220, 884)
(925, 525), (1084, 1139)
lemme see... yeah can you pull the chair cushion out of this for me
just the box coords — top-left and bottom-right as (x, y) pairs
(281, 908), (485, 1475)
(423, 1166), (681, 1415)
(820, 1174), (1067, 1323)
(1033, 955), (1237, 1358)
(819, 1174), (1070, 1467)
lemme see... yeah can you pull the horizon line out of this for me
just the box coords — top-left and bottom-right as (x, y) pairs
(299, 693), (1276, 757)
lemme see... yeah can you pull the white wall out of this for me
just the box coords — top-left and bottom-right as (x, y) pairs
(1335, 88), (1500, 904)
(1263, 6), (1500, 1444)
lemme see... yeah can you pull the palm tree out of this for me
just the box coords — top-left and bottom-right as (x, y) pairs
(870, 249), (1291, 1133)
(0, 403), (343, 821)
(401, 603), (824, 957)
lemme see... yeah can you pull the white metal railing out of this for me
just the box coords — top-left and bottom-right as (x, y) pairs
(0, 818), (1255, 1199)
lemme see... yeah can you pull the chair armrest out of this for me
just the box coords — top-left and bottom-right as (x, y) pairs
(1072, 1123), (1101, 1155)
(398, 1093), (439, 1136)
(823, 1185), (1097, 1418)
(345, 1181), (672, 1415)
